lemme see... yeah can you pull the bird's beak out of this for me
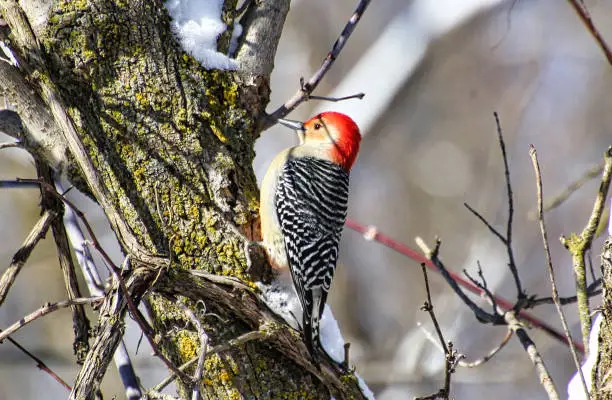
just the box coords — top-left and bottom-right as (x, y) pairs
(277, 118), (306, 144)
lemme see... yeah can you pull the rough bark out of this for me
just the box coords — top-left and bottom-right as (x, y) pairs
(0, 0), (368, 399)
(597, 237), (612, 398)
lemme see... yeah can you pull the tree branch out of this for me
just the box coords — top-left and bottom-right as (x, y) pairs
(265, 0), (372, 128)
(530, 145), (589, 398)
(0, 210), (56, 306)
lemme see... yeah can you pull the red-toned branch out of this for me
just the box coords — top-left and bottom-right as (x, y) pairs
(345, 219), (585, 353)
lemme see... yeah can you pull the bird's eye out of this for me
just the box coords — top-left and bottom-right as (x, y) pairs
(313, 123), (322, 130)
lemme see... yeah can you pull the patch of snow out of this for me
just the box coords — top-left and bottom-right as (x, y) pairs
(567, 312), (602, 400)
(259, 279), (376, 399)
(256, 278), (302, 330)
(164, 0), (239, 70)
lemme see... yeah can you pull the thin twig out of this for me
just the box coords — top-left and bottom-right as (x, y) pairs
(529, 145), (589, 399)
(459, 328), (513, 368)
(4, 336), (72, 390)
(505, 311), (559, 400)
(494, 112), (523, 301)
(464, 202), (506, 243)
(416, 237), (503, 325)
(560, 147), (612, 351)
(420, 263), (448, 354)
(415, 264), (458, 400)
(0, 297), (103, 342)
(566, 0), (612, 65)
(308, 93), (365, 102)
(463, 261), (499, 315)
(0, 210), (56, 306)
(264, 0), (371, 128)
(527, 279), (602, 308)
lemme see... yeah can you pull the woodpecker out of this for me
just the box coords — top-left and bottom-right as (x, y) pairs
(260, 112), (361, 362)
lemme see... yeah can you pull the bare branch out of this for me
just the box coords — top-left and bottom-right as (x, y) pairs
(529, 145), (589, 399)
(415, 263), (461, 400)
(566, 0), (612, 65)
(156, 269), (369, 399)
(308, 93), (365, 102)
(0, 62), (68, 171)
(464, 202), (506, 243)
(505, 311), (559, 400)
(37, 161), (90, 363)
(527, 279), (602, 308)
(459, 329), (513, 368)
(415, 237), (503, 325)
(420, 263), (448, 354)
(3, 335), (72, 391)
(265, 0), (371, 128)
(58, 182), (142, 399)
(235, 0), (290, 77)
(493, 112), (523, 301)
(345, 219), (584, 352)
(560, 147), (612, 351)
(0, 210), (56, 306)
(0, 297), (102, 342)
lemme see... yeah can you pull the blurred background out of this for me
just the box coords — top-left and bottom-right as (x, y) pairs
(1, 0), (611, 398)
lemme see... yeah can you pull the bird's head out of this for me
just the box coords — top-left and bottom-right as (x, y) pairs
(277, 112), (361, 171)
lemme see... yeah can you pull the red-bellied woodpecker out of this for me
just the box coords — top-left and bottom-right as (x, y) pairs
(260, 112), (361, 362)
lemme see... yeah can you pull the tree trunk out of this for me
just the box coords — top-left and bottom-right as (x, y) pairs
(0, 0), (368, 398)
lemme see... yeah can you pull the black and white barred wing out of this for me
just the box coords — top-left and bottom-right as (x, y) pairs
(275, 156), (350, 349)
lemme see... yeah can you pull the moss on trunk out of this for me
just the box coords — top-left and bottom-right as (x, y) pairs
(37, 0), (333, 398)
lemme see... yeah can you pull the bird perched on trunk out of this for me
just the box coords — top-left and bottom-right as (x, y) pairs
(260, 112), (361, 363)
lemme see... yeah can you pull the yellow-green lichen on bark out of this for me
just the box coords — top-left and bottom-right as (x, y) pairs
(34, 0), (350, 398)
(42, 0), (260, 268)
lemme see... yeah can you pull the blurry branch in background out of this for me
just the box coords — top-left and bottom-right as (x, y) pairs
(265, 0), (371, 128)
(560, 147), (612, 351)
(352, 113), (607, 397)
(414, 263), (461, 400)
(527, 162), (604, 219)
(566, 0), (612, 65)
(530, 145), (589, 399)
(0, 176), (143, 398)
